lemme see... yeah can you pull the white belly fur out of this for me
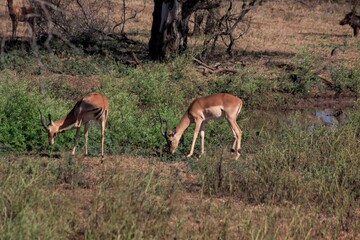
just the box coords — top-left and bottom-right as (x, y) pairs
(204, 106), (224, 119)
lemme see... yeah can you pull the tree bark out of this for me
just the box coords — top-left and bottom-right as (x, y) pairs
(148, 0), (164, 60)
(148, 0), (220, 60)
(149, 0), (185, 60)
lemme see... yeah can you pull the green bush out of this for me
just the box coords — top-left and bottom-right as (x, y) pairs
(330, 63), (360, 94)
(278, 49), (320, 95)
(0, 76), (75, 153)
(0, 78), (45, 152)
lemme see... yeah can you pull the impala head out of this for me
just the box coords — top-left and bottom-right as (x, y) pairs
(160, 117), (180, 154)
(340, 8), (357, 25)
(40, 113), (59, 145)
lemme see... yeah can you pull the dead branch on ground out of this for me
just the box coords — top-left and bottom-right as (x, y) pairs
(192, 56), (237, 74)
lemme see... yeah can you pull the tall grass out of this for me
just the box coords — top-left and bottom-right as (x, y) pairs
(195, 110), (360, 237)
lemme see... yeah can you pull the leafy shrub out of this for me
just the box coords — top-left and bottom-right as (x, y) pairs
(330, 63), (360, 94)
(0, 77), (75, 153)
(0, 50), (36, 73)
(0, 79), (44, 152)
(278, 50), (320, 95)
(207, 72), (270, 108)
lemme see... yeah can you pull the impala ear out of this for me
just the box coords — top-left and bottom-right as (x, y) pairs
(167, 128), (177, 136)
(166, 129), (171, 135)
(40, 114), (49, 130)
(159, 113), (168, 139)
(48, 113), (54, 125)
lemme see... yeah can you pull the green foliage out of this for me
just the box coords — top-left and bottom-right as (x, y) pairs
(0, 80), (43, 152)
(0, 49), (36, 73)
(207, 72), (270, 107)
(330, 63), (360, 94)
(278, 49), (320, 94)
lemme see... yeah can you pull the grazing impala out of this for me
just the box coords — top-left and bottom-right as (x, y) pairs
(40, 93), (109, 157)
(160, 93), (243, 160)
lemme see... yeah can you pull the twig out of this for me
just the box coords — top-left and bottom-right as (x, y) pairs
(131, 51), (140, 65)
(192, 56), (237, 74)
(192, 56), (216, 71)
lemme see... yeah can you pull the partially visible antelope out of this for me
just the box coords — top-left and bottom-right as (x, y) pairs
(40, 93), (109, 157)
(340, 8), (360, 37)
(160, 93), (243, 160)
(7, 0), (36, 39)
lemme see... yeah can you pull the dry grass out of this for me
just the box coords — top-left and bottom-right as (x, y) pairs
(240, 1), (359, 68)
(3, 150), (357, 239)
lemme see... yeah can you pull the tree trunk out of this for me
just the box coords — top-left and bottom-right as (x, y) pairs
(149, 0), (194, 60)
(148, 0), (220, 60)
(148, 0), (164, 60)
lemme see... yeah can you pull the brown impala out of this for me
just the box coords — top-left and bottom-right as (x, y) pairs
(7, 0), (36, 39)
(40, 93), (109, 157)
(160, 93), (243, 160)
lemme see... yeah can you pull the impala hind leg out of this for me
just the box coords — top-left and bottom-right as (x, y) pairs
(72, 127), (81, 155)
(230, 127), (237, 154)
(200, 122), (206, 157)
(74, 105), (83, 127)
(227, 118), (242, 160)
(100, 118), (106, 158)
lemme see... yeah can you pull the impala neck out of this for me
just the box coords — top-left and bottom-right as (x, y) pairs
(54, 111), (77, 132)
(174, 112), (192, 138)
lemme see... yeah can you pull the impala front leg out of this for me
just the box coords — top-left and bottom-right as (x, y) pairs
(187, 120), (202, 158)
(84, 123), (89, 156)
(72, 127), (81, 155)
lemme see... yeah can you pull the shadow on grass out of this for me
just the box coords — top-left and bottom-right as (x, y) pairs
(300, 32), (350, 38)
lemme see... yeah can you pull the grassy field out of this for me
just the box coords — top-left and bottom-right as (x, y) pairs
(1, 0), (360, 239)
